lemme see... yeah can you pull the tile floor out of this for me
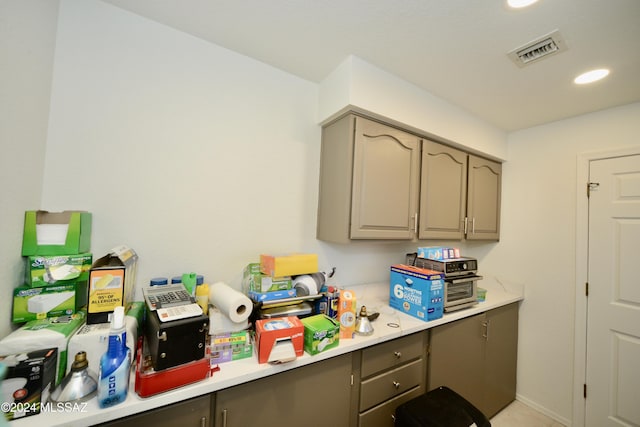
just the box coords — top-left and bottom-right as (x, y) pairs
(490, 400), (566, 427)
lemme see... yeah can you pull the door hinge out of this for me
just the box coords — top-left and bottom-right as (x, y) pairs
(587, 182), (600, 198)
(584, 383), (587, 399)
(585, 282), (589, 297)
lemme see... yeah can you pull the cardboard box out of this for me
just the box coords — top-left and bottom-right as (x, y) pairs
(248, 288), (296, 302)
(12, 280), (88, 323)
(66, 302), (143, 373)
(26, 253), (92, 287)
(209, 330), (253, 364)
(242, 263), (292, 293)
(21, 210), (92, 256)
(389, 264), (444, 322)
(301, 314), (340, 355)
(260, 253), (318, 278)
(0, 312), (86, 385)
(87, 245), (138, 324)
(417, 247), (460, 260)
(255, 316), (304, 364)
(0, 348), (57, 421)
(337, 290), (357, 339)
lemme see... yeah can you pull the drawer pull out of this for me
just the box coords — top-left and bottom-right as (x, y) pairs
(394, 351), (402, 358)
(393, 381), (400, 389)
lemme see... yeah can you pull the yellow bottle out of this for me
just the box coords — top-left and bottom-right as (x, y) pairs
(195, 283), (209, 315)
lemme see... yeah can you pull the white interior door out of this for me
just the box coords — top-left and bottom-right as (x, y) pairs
(586, 154), (640, 426)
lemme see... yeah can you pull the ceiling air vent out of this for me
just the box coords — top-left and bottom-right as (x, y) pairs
(508, 30), (567, 67)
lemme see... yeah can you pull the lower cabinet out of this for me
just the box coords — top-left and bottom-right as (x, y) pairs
(354, 332), (428, 427)
(213, 353), (353, 427)
(427, 302), (518, 418)
(97, 305), (518, 427)
(97, 394), (212, 427)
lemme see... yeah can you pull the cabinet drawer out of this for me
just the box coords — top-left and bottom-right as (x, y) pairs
(360, 359), (423, 412)
(358, 386), (423, 427)
(361, 333), (423, 378)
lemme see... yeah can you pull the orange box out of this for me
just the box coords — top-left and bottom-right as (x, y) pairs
(337, 289), (357, 339)
(255, 316), (304, 364)
(260, 253), (318, 278)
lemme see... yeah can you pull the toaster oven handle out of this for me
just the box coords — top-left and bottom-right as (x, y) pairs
(448, 275), (483, 284)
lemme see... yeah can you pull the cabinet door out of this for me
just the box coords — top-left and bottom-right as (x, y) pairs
(418, 140), (468, 240)
(350, 117), (421, 240)
(427, 313), (486, 411)
(466, 155), (501, 240)
(98, 395), (211, 427)
(483, 303), (518, 417)
(214, 354), (352, 427)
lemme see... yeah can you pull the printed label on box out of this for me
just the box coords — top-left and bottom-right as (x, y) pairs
(88, 270), (125, 313)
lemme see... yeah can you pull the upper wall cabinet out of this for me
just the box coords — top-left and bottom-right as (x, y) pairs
(419, 141), (502, 241)
(418, 140), (468, 240)
(317, 114), (421, 243)
(466, 155), (502, 241)
(316, 114), (501, 243)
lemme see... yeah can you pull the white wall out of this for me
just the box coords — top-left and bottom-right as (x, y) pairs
(39, 0), (425, 297)
(481, 102), (640, 424)
(319, 55), (508, 161)
(0, 0), (59, 338)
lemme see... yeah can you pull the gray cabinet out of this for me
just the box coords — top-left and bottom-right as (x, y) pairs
(354, 332), (428, 427)
(466, 155), (502, 241)
(419, 140), (468, 240)
(427, 303), (518, 418)
(317, 113), (501, 243)
(213, 353), (353, 427)
(97, 395), (211, 427)
(317, 114), (421, 243)
(419, 140), (502, 241)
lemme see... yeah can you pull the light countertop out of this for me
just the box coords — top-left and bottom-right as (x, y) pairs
(9, 277), (523, 427)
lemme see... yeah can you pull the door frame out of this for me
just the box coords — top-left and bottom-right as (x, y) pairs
(573, 146), (640, 426)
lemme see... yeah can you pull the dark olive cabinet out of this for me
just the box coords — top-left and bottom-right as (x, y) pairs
(213, 353), (353, 427)
(427, 303), (518, 418)
(98, 395), (212, 427)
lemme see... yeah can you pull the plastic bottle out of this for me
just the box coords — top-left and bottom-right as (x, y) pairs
(98, 306), (131, 408)
(195, 282), (209, 315)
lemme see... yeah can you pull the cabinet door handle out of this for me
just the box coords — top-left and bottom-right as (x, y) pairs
(394, 351), (402, 359)
(482, 320), (490, 340)
(472, 217), (476, 234)
(222, 409), (228, 427)
(414, 213), (418, 232)
(200, 416), (207, 427)
(393, 381), (401, 389)
(464, 217), (468, 234)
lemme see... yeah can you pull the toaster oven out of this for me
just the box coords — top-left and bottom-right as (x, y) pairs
(444, 275), (481, 312)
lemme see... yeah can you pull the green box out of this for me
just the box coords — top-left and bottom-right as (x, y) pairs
(242, 262), (292, 293)
(12, 280), (87, 323)
(22, 210), (92, 256)
(301, 314), (340, 355)
(25, 253), (92, 287)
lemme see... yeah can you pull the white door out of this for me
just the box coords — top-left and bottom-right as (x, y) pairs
(586, 154), (640, 426)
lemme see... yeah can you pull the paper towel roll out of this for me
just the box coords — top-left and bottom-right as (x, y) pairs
(208, 282), (252, 323)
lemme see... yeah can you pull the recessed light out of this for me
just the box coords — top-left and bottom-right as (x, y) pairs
(507, 0), (539, 8)
(574, 69), (610, 85)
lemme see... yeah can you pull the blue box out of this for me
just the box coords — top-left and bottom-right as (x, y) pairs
(417, 247), (460, 260)
(389, 264), (444, 321)
(248, 288), (296, 302)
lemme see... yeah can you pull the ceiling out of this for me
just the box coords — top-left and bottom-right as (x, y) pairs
(102, 0), (640, 131)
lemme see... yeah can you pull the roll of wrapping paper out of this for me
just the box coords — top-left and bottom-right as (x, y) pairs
(208, 282), (252, 323)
